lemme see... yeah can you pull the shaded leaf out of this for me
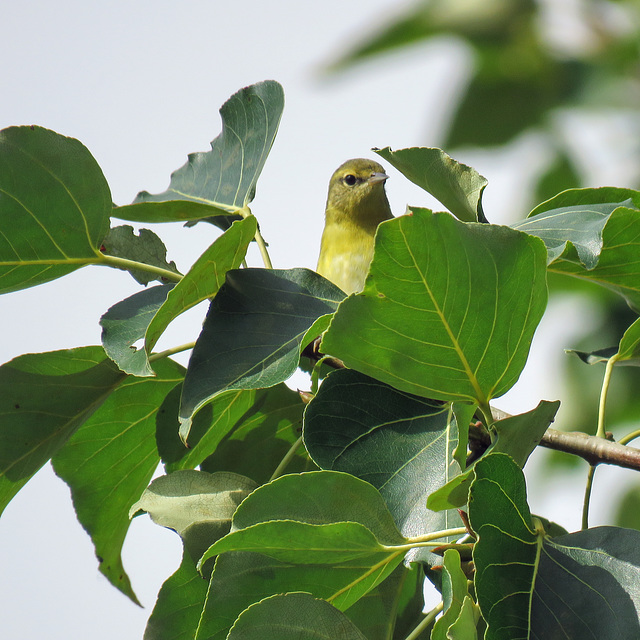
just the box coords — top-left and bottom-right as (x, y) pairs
(344, 564), (424, 640)
(227, 593), (368, 640)
(533, 527), (640, 638)
(321, 210), (548, 405)
(133, 81), (284, 218)
(179, 268), (343, 433)
(0, 126), (110, 293)
(198, 384), (310, 484)
(145, 216), (257, 354)
(51, 358), (183, 601)
(375, 147), (487, 222)
(0, 346), (124, 515)
(100, 284), (174, 376)
(100, 225), (180, 285)
(304, 369), (462, 539)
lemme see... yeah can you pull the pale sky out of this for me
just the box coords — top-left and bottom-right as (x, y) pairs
(1, 1), (632, 638)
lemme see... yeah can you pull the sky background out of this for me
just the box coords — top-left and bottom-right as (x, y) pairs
(1, 1), (634, 638)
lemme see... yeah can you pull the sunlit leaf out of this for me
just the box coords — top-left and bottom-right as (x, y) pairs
(322, 210), (548, 405)
(375, 147), (487, 222)
(132, 80), (284, 219)
(0, 126), (111, 293)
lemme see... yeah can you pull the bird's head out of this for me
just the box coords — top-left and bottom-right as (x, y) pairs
(325, 158), (390, 223)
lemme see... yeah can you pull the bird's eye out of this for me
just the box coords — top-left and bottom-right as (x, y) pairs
(343, 174), (357, 186)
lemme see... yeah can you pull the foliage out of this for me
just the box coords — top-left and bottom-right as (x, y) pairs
(3, 79), (640, 638)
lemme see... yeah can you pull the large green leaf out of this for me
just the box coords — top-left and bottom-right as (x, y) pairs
(179, 268), (343, 432)
(129, 80), (284, 221)
(227, 593), (368, 640)
(51, 358), (183, 601)
(145, 215), (257, 354)
(321, 210), (548, 405)
(304, 369), (462, 539)
(533, 527), (640, 638)
(199, 472), (407, 611)
(0, 126), (111, 293)
(469, 453), (640, 638)
(375, 147), (487, 222)
(0, 346), (124, 515)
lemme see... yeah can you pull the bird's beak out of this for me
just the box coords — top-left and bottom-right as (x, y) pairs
(368, 172), (389, 185)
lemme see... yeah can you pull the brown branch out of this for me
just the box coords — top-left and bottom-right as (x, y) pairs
(540, 428), (640, 472)
(301, 338), (345, 370)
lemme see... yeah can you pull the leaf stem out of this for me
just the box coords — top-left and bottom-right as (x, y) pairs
(149, 342), (196, 363)
(582, 355), (617, 530)
(404, 602), (443, 640)
(238, 207), (273, 269)
(582, 464), (596, 530)
(396, 527), (469, 551)
(269, 436), (304, 482)
(97, 254), (183, 282)
(618, 429), (640, 446)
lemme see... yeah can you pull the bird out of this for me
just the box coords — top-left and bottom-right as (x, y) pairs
(316, 158), (393, 295)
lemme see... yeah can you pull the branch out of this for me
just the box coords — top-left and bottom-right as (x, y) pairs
(540, 428), (640, 472)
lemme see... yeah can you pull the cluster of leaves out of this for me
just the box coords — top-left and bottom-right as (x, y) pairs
(3, 80), (640, 638)
(328, 0), (640, 201)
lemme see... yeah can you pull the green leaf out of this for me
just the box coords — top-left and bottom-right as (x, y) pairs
(145, 215), (258, 354)
(344, 564), (424, 640)
(533, 526), (640, 637)
(469, 453), (640, 637)
(516, 187), (640, 310)
(616, 317), (640, 362)
(374, 147), (487, 222)
(114, 200), (237, 224)
(0, 126), (111, 293)
(144, 550), (209, 640)
(447, 596), (480, 640)
(304, 369), (462, 539)
(100, 225), (181, 285)
(199, 472), (407, 610)
(198, 385), (310, 484)
(431, 549), (474, 640)
(100, 284), (174, 376)
(491, 400), (560, 467)
(469, 453), (539, 640)
(133, 80), (284, 217)
(51, 358), (183, 601)
(0, 346), (124, 515)
(131, 469), (257, 569)
(321, 210), (548, 406)
(512, 191), (636, 267)
(179, 268), (343, 432)
(227, 593), (368, 640)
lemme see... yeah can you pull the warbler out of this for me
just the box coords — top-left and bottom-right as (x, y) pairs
(317, 158), (393, 294)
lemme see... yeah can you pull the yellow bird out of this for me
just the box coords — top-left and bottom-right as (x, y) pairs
(317, 158), (393, 295)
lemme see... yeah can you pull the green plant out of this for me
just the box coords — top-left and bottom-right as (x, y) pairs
(2, 80), (640, 639)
